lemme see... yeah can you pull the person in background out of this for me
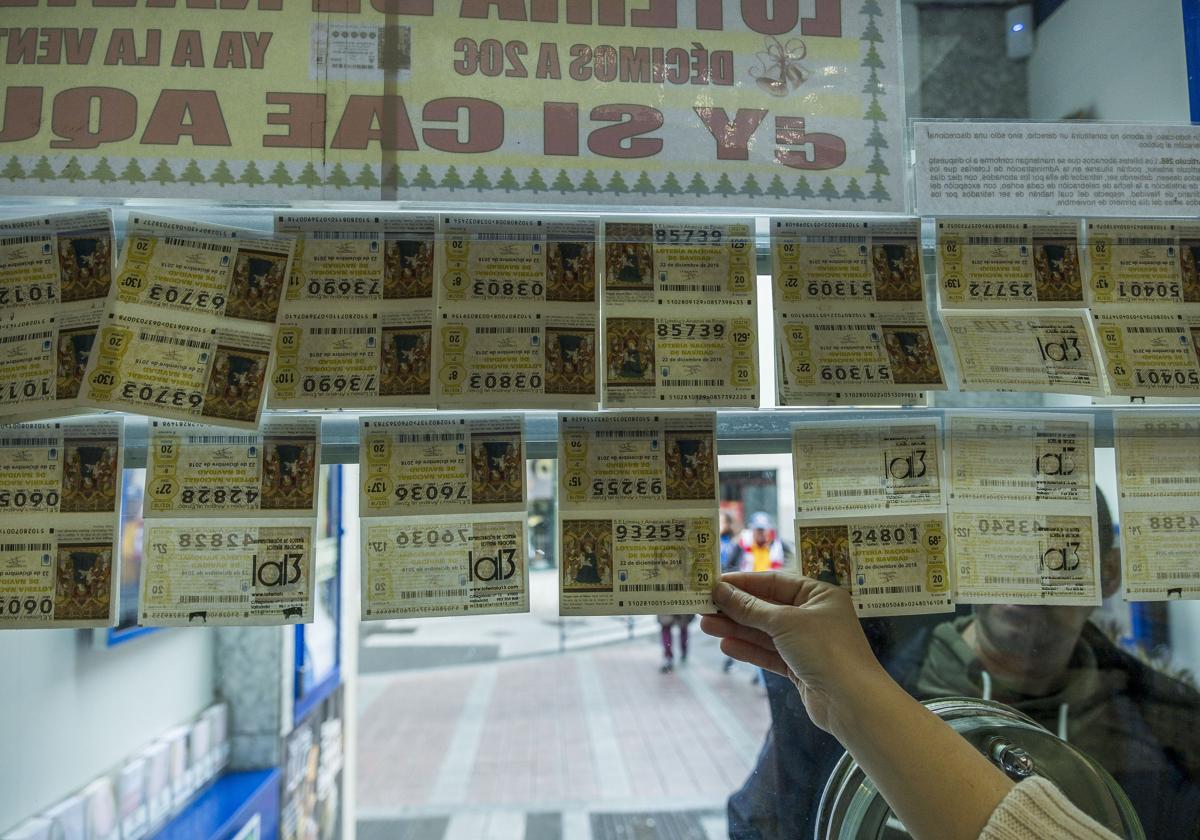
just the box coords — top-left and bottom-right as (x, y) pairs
(727, 488), (1200, 839)
(705, 573), (1119, 840)
(657, 613), (694, 673)
(731, 511), (789, 573)
(720, 510), (740, 573)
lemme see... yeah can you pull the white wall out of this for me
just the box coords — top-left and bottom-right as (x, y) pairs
(1028, 0), (1190, 122)
(0, 628), (214, 831)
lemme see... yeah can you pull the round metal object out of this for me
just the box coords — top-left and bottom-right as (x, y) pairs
(814, 696), (1145, 840)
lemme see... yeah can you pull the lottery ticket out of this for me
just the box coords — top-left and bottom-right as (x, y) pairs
(792, 419), (945, 516)
(936, 219), (1084, 308)
(0, 418), (122, 628)
(145, 419), (321, 518)
(0, 210), (114, 309)
(439, 216), (597, 309)
(1114, 412), (1200, 600)
(361, 517), (527, 619)
(796, 515), (952, 616)
(776, 310), (945, 398)
(82, 310), (274, 429)
(275, 213), (435, 306)
(78, 215), (295, 427)
(947, 412), (1100, 605)
(358, 413), (529, 620)
(603, 220), (754, 310)
(558, 412), (718, 616)
(772, 218), (924, 309)
(359, 415), (524, 518)
(438, 310), (598, 409)
(1085, 221), (1199, 310)
(139, 522), (315, 625)
(941, 311), (1105, 395)
(1091, 311), (1200, 397)
(602, 314), (757, 407)
(269, 308), (435, 409)
(559, 514), (716, 616)
(0, 302), (103, 423)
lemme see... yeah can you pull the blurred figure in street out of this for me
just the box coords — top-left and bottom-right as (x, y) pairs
(720, 510), (740, 572)
(658, 614), (694, 673)
(733, 511), (789, 573)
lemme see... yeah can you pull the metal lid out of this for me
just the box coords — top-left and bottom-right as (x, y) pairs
(815, 697), (1145, 840)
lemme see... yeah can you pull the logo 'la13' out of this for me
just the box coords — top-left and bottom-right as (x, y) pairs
(468, 548), (517, 583)
(886, 448), (927, 481)
(1036, 447), (1076, 477)
(1042, 543), (1081, 573)
(254, 552), (304, 588)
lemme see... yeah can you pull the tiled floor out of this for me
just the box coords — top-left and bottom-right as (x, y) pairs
(357, 629), (771, 840)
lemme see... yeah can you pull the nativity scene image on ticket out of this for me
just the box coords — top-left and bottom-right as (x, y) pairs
(384, 235), (434, 300)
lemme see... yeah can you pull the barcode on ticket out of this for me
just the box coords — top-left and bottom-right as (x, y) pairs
(857, 585), (922, 595)
(397, 588), (468, 600)
(163, 237), (232, 251)
(0, 543), (52, 551)
(178, 595), (249, 604)
(137, 332), (210, 349)
(619, 583), (685, 592)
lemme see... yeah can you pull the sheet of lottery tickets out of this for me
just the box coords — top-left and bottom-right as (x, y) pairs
(1114, 412), (1200, 600)
(557, 412), (719, 616)
(78, 214), (295, 429)
(359, 415), (528, 620)
(946, 412), (1100, 606)
(792, 419), (952, 616)
(0, 210), (115, 424)
(603, 220), (758, 407)
(139, 418), (320, 625)
(1086, 220), (1200, 398)
(271, 213), (438, 409)
(0, 418), (123, 628)
(435, 216), (599, 409)
(771, 218), (942, 407)
(935, 219), (1104, 396)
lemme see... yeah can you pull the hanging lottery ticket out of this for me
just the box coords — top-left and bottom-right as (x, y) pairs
(0, 417), (123, 628)
(0, 210), (114, 423)
(558, 412), (718, 616)
(947, 412), (1099, 606)
(138, 418), (320, 625)
(792, 418), (952, 616)
(359, 415), (528, 619)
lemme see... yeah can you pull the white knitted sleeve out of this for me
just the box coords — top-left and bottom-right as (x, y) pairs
(979, 777), (1123, 840)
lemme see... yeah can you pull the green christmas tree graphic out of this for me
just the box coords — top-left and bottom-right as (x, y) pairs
(119, 158), (146, 184)
(412, 164), (436, 190)
(296, 161), (322, 189)
(660, 172), (683, 196)
(89, 157), (116, 184)
(523, 168), (547, 192)
(578, 170), (602, 194)
(382, 164), (407, 190)
(861, 0), (892, 204)
(686, 172), (709, 196)
(179, 159), (205, 186)
(210, 160), (236, 187)
(552, 169), (575, 194)
(58, 156), (85, 182)
(439, 165), (464, 190)
(713, 173), (736, 197)
(633, 171), (656, 195)
(1, 156), (25, 182)
(325, 162), (351, 189)
(605, 170), (629, 194)
(843, 177), (866, 202)
(467, 166), (492, 191)
(238, 160), (265, 188)
(495, 167), (519, 192)
(267, 162), (294, 188)
(740, 173), (763, 198)
(150, 158), (176, 185)
(793, 176), (815, 200)
(766, 174), (788, 200)
(354, 164), (380, 189)
(31, 156), (56, 182)
(818, 176), (840, 202)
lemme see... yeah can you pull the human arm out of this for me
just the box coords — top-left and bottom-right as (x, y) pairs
(702, 573), (1118, 840)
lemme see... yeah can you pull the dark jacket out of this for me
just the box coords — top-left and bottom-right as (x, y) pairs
(728, 617), (1200, 840)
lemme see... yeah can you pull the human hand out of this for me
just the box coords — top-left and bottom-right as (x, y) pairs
(700, 572), (888, 734)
